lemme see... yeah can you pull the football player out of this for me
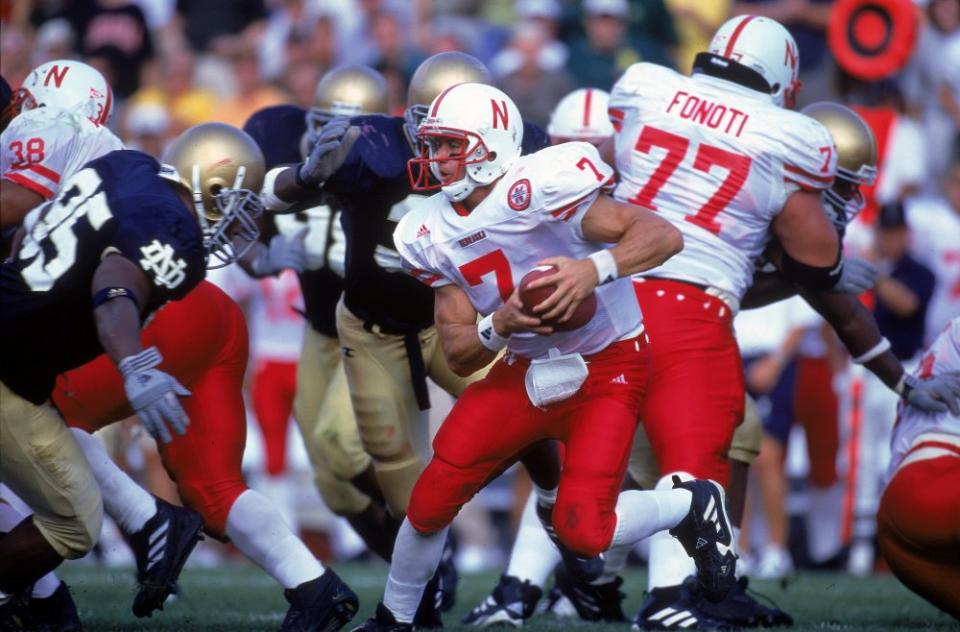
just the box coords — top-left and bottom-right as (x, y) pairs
(51, 124), (360, 631)
(240, 65), (401, 561)
(260, 52), (574, 623)
(352, 82), (746, 632)
(877, 317), (960, 620)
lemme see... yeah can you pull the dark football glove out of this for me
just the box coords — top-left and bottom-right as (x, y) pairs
(297, 116), (361, 189)
(119, 347), (191, 443)
(831, 256), (877, 295)
(903, 371), (960, 415)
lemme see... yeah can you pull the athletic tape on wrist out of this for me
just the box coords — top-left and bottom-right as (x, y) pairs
(588, 249), (618, 285)
(260, 167), (294, 211)
(852, 337), (891, 364)
(477, 313), (509, 352)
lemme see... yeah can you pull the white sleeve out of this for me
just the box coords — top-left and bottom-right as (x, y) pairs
(780, 116), (838, 195)
(532, 143), (614, 237)
(393, 210), (453, 289)
(1, 115), (78, 199)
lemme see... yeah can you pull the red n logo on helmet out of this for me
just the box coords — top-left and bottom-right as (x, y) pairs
(784, 40), (798, 72)
(492, 100), (509, 129)
(44, 65), (70, 88)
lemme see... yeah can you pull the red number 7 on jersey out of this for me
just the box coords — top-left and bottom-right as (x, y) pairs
(627, 125), (752, 235)
(459, 248), (514, 302)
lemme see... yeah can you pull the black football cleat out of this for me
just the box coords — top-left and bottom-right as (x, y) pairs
(696, 576), (794, 627)
(668, 476), (737, 602)
(129, 498), (204, 618)
(0, 581), (82, 632)
(350, 603), (413, 631)
(535, 501), (604, 583)
(461, 574), (542, 627)
(633, 580), (731, 630)
(412, 567), (443, 628)
(437, 538), (458, 613)
(549, 563), (625, 622)
(281, 568), (358, 631)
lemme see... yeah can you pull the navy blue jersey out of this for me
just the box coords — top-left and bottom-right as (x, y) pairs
(244, 104), (344, 338)
(327, 115), (550, 332)
(0, 150), (205, 403)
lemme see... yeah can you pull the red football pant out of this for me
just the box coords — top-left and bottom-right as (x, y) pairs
(407, 336), (650, 558)
(634, 279), (744, 485)
(793, 355), (839, 488)
(877, 454), (960, 619)
(53, 281), (250, 540)
(251, 360), (297, 476)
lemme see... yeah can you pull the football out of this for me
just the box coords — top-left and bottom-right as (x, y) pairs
(518, 265), (597, 331)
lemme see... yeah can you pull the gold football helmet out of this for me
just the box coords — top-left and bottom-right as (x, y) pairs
(404, 51), (491, 138)
(802, 102), (878, 230)
(160, 122), (266, 267)
(307, 64), (388, 132)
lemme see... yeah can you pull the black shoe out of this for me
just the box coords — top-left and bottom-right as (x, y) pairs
(632, 580), (731, 630)
(281, 569), (358, 632)
(535, 501), (604, 583)
(129, 498), (204, 617)
(668, 477), (737, 602)
(461, 574), (542, 626)
(549, 563), (625, 622)
(437, 538), (458, 613)
(412, 568), (442, 628)
(350, 603), (413, 631)
(0, 582), (82, 632)
(696, 576), (793, 627)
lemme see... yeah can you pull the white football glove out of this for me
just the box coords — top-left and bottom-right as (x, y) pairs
(831, 256), (878, 295)
(119, 347), (191, 443)
(297, 116), (361, 189)
(250, 230), (308, 277)
(903, 371), (960, 416)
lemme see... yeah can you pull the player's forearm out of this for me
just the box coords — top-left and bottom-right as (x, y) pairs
(262, 166), (315, 212)
(610, 215), (683, 277)
(95, 299), (144, 363)
(92, 254), (150, 364)
(436, 321), (497, 377)
(802, 290), (905, 389)
(741, 271), (799, 309)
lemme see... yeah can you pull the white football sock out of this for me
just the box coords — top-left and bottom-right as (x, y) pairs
(807, 482), (843, 563)
(70, 428), (156, 533)
(31, 572), (60, 599)
(593, 539), (631, 585)
(225, 490), (324, 589)
(647, 473), (696, 590)
(506, 491), (561, 587)
(384, 519), (449, 623)
(609, 487), (691, 548)
(0, 499), (26, 531)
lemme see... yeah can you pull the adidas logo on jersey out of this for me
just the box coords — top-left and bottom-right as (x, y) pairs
(609, 373), (628, 385)
(416, 224), (430, 238)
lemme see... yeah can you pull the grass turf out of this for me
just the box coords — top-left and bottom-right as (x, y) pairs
(58, 561), (954, 631)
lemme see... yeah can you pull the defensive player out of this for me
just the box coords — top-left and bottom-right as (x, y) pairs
(877, 317), (960, 620)
(351, 82), (740, 631)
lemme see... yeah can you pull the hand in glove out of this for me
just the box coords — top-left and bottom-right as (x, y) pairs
(297, 116), (361, 189)
(250, 229), (308, 277)
(119, 347), (191, 443)
(831, 256), (878, 294)
(903, 371), (960, 415)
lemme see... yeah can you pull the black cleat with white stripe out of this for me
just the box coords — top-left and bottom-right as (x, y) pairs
(668, 476), (738, 603)
(129, 498), (204, 618)
(633, 579), (732, 630)
(548, 563), (626, 622)
(282, 568), (359, 632)
(461, 574), (542, 627)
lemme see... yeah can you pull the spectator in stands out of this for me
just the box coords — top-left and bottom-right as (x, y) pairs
(664, 0), (729, 73)
(128, 47), (218, 133)
(75, 0), (155, 99)
(215, 43), (287, 128)
(174, 0), (267, 55)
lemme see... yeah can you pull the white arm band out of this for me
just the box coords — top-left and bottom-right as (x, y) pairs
(588, 249), (618, 285)
(260, 167), (295, 212)
(477, 313), (509, 352)
(852, 337), (891, 364)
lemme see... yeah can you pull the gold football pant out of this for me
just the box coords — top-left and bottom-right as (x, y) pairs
(293, 324), (372, 516)
(336, 299), (487, 517)
(629, 393), (763, 489)
(0, 381), (102, 558)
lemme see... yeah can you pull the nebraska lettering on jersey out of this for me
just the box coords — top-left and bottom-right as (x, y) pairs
(665, 91), (749, 137)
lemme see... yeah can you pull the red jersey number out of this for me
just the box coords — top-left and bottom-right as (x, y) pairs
(9, 138), (46, 168)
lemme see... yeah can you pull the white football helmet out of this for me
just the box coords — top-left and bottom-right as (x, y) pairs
(547, 88), (614, 145)
(408, 83), (523, 202)
(14, 59), (114, 125)
(706, 15), (800, 108)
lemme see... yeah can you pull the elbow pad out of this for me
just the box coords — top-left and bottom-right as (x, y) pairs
(780, 248), (843, 291)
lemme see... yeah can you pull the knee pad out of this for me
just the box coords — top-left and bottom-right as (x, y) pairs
(405, 458), (469, 535)
(178, 479), (247, 540)
(551, 497), (615, 559)
(729, 396), (762, 465)
(34, 497), (103, 559)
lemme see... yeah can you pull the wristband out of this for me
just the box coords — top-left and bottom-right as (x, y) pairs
(260, 167), (294, 211)
(852, 337), (891, 364)
(588, 249), (618, 285)
(477, 313), (509, 352)
(92, 286), (140, 312)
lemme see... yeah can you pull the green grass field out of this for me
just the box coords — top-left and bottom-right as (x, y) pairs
(57, 561), (956, 631)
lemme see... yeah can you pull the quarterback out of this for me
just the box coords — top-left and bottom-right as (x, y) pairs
(351, 82), (740, 631)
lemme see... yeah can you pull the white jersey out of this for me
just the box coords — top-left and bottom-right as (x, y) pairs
(887, 317), (960, 481)
(907, 198), (960, 346)
(1, 107), (124, 200)
(609, 63), (837, 303)
(395, 142), (642, 360)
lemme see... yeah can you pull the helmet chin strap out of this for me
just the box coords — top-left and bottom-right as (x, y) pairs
(442, 173), (477, 202)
